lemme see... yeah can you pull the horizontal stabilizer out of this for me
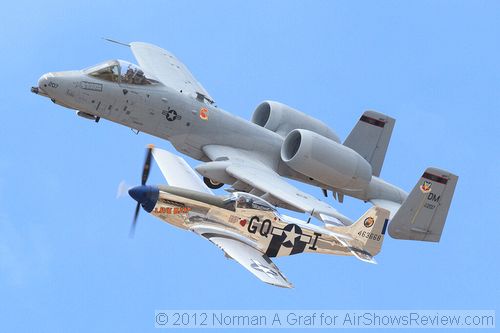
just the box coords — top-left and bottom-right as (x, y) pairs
(344, 111), (395, 177)
(388, 167), (458, 242)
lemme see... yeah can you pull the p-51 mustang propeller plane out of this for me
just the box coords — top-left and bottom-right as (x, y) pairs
(32, 41), (458, 287)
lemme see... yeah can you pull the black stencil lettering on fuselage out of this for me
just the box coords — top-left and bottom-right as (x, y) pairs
(260, 219), (271, 237)
(308, 232), (321, 250)
(248, 216), (259, 234)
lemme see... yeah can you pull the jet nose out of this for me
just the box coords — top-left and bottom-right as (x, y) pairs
(38, 74), (48, 88)
(32, 73), (56, 96)
(38, 73), (53, 89)
(128, 185), (159, 213)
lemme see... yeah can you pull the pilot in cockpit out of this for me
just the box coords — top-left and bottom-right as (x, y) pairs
(134, 70), (147, 85)
(123, 67), (135, 83)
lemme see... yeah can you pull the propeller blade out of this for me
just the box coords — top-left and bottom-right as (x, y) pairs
(116, 180), (130, 198)
(129, 202), (141, 238)
(130, 144), (155, 237)
(141, 144), (154, 185)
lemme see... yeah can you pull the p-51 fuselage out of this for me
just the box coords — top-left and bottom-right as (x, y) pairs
(130, 184), (383, 259)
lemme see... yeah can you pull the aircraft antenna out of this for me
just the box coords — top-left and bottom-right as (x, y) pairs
(306, 209), (315, 224)
(102, 38), (130, 47)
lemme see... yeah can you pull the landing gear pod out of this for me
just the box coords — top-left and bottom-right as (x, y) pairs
(203, 177), (224, 189)
(77, 111), (100, 122)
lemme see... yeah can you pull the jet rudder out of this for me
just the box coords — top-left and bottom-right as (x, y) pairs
(388, 167), (458, 242)
(344, 111), (395, 177)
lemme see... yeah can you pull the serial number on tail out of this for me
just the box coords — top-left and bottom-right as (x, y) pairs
(358, 230), (382, 242)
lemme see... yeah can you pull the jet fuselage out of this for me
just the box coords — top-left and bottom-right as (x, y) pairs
(34, 64), (405, 204)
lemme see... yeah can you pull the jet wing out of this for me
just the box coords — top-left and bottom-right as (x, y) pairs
(191, 225), (292, 288)
(201, 145), (353, 225)
(130, 42), (215, 104)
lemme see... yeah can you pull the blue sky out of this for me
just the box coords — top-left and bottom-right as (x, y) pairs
(0, 0), (499, 331)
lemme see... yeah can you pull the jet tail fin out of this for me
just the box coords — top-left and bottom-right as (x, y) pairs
(344, 111), (395, 177)
(388, 167), (458, 242)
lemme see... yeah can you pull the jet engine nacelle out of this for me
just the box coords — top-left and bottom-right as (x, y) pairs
(281, 129), (372, 190)
(251, 101), (339, 142)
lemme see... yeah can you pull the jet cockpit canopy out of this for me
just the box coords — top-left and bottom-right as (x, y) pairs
(84, 60), (159, 85)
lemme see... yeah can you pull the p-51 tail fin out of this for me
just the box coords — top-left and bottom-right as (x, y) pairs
(344, 111), (395, 177)
(346, 206), (390, 260)
(388, 167), (458, 242)
(326, 206), (390, 263)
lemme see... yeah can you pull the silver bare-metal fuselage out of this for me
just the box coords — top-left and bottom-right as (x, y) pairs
(154, 186), (353, 258)
(35, 65), (405, 204)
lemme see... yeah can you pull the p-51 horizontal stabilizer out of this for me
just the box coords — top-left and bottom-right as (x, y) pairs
(388, 167), (458, 242)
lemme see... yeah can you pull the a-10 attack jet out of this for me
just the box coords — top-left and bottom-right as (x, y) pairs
(32, 41), (458, 244)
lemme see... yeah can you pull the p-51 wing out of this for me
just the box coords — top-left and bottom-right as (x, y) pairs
(191, 225), (293, 288)
(130, 42), (215, 104)
(149, 148), (292, 287)
(151, 148), (213, 195)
